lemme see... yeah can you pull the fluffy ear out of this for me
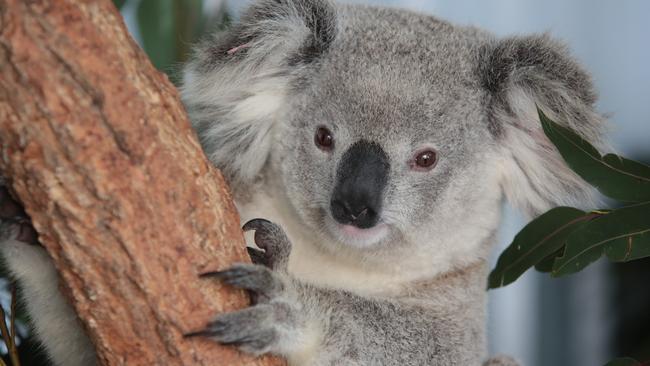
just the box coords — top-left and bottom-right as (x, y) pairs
(480, 34), (607, 216)
(181, 0), (336, 188)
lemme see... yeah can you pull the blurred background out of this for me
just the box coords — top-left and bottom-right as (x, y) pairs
(2, 1), (648, 365)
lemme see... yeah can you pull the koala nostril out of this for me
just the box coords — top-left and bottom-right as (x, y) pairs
(331, 199), (352, 222)
(351, 207), (366, 220)
(330, 199), (378, 228)
(355, 207), (370, 220)
(354, 207), (378, 228)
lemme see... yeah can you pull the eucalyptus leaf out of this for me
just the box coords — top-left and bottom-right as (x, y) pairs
(488, 207), (591, 289)
(539, 108), (650, 202)
(552, 202), (650, 277)
(603, 357), (641, 366)
(534, 247), (563, 273)
(137, 0), (208, 83)
(137, 0), (177, 74)
(113, 0), (127, 9)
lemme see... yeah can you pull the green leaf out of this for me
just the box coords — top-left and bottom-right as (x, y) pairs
(534, 247), (563, 273)
(539, 108), (650, 202)
(113, 0), (127, 9)
(488, 207), (592, 289)
(137, 0), (177, 74)
(603, 206), (650, 262)
(603, 357), (641, 366)
(552, 202), (650, 277)
(137, 0), (207, 83)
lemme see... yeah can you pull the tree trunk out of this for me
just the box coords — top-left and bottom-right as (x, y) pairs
(0, 1), (284, 365)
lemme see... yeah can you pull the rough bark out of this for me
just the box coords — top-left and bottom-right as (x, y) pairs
(0, 1), (284, 365)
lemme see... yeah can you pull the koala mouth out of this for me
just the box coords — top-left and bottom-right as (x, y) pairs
(331, 222), (390, 248)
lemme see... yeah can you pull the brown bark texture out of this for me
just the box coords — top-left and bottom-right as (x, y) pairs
(0, 1), (284, 365)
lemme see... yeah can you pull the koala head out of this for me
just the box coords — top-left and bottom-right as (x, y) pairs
(182, 0), (605, 263)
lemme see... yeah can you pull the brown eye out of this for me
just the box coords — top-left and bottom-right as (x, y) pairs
(412, 149), (438, 171)
(315, 127), (334, 151)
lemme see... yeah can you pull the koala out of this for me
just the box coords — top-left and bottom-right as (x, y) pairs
(0, 0), (606, 365)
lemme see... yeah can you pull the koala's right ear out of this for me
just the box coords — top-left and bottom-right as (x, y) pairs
(479, 35), (608, 217)
(181, 0), (336, 188)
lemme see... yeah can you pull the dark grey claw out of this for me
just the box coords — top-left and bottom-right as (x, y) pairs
(200, 264), (283, 303)
(183, 329), (213, 338)
(242, 218), (274, 232)
(246, 246), (269, 267)
(185, 304), (280, 355)
(242, 219), (291, 271)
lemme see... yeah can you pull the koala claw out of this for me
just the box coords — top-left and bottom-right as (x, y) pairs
(191, 222), (297, 356)
(242, 219), (291, 271)
(0, 186), (38, 245)
(187, 304), (282, 355)
(246, 246), (270, 267)
(200, 263), (283, 302)
(192, 263), (296, 355)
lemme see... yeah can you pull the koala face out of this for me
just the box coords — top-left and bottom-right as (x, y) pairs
(183, 0), (605, 266)
(279, 38), (497, 250)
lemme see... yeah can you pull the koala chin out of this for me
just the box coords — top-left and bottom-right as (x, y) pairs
(0, 0), (607, 365)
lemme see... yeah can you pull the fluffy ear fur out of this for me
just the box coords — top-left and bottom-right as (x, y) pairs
(181, 0), (336, 189)
(480, 34), (607, 216)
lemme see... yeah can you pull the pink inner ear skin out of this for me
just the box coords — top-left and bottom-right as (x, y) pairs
(227, 42), (252, 55)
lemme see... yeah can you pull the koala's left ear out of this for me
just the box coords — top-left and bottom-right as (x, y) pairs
(182, 0), (337, 190)
(480, 34), (607, 217)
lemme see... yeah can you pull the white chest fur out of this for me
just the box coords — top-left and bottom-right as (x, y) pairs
(236, 186), (502, 297)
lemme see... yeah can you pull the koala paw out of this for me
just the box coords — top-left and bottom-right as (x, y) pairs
(187, 219), (300, 355)
(243, 219), (291, 271)
(0, 185), (38, 245)
(190, 263), (296, 355)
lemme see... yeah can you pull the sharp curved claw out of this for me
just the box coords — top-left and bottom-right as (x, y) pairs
(183, 329), (213, 338)
(199, 270), (227, 279)
(242, 218), (273, 232)
(246, 246), (269, 266)
(241, 218), (291, 271)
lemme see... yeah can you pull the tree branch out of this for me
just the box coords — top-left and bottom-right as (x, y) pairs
(0, 1), (284, 365)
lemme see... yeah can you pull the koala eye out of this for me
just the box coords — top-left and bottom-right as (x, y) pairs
(411, 149), (438, 171)
(315, 126), (334, 151)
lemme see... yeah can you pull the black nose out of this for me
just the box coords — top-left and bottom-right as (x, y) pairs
(330, 140), (389, 229)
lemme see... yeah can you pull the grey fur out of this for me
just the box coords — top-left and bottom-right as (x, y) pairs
(0, 0), (605, 365)
(199, 220), (495, 365)
(0, 210), (97, 366)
